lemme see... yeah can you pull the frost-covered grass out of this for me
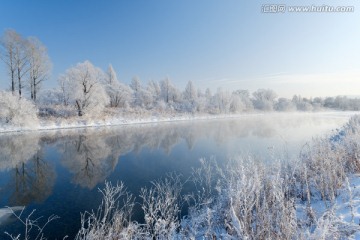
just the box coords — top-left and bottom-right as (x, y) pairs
(72, 115), (360, 239)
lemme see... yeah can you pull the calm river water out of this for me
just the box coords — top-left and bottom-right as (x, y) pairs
(0, 112), (356, 239)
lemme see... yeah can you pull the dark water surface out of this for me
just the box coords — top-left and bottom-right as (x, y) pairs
(0, 113), (355, 239)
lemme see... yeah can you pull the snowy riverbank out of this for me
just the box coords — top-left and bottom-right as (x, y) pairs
(0, 110), (358, 134)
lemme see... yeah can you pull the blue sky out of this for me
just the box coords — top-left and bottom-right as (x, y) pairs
(0, 0), (359, 97)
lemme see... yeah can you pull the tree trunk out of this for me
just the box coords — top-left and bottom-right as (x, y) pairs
(11, 70), (15, 93)
(18, 68), (22, 97)
(76, 100), (83, 116)
(33, 77), (37, 101)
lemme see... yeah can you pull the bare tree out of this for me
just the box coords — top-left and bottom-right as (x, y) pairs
(13, 33), (30, 97)
(0, 30), (23, 94)
(27, 37), (52, 101)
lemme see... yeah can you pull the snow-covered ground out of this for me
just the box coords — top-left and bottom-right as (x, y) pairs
(0, 110), (358, 133)
(0, 112), (252, 133)
(336, 175), (360, 239)
(295, 174), (360, 239)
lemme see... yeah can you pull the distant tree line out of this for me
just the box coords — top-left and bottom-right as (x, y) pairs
(1, 29), (360, 124)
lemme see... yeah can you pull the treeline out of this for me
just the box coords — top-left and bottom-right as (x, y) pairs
(1, 29), (360, 123)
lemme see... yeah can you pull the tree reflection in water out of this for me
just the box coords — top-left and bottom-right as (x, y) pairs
(59, 133), (116, 189)
(0, 114), (340, 205)
(10, 149), (55, 205)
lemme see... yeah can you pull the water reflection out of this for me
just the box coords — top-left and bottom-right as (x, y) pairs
(0, 133), (40, 171)
(0, 114), (351, 191)
(0, 113), (354, 238)
(9, 149), (56, 205)
(58, 134), (118, 189)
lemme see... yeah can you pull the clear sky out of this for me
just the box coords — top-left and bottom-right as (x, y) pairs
(0, 0), (359, 98)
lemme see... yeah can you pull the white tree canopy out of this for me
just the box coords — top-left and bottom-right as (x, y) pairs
(58, 61), (109, 116)
(252, 89), (277, 111)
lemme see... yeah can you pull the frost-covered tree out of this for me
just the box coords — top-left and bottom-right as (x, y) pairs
(159, 77), (181, 106)
(214, 87), (231, 113)
(323, 97), (335, 109)
(107, 64), (117, 85)
(147, 80), (161, 105)
(139, 88), (154, 109)
(252, 88), (277, 111)
(0, 91), (38, 128)
(0, 29), (29, 96)
(183, 81), (198, 112)
(26, 37), (52, 101)
(292, 95), (313, 111)
(58, 61), (109, 116)
(183, 81), (197, 103)
(160, 78), (172, 104)
(233, 90), (253, 110)
(275, 98), (296, 111)
(58, 75), (72, 106)
(130, 76), (158, 109)
(312, 97), (324, 110)
(229, 94), (245, 113)
(0, 30), (18, 93)
(37, 88), (64, 106)
(130, 76), (142, 106)
(14, 34), (30, 97)
(104, 64), (132, 108)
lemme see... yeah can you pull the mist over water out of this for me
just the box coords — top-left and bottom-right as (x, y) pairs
(0, 112), (356, 239)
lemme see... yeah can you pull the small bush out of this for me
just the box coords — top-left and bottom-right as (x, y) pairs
(0, 91), (39, 129)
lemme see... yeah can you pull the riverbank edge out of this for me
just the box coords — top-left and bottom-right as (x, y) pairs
(0, 110), (357, 134)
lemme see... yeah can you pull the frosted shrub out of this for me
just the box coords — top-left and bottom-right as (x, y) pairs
(139, 174), (183, 239)
(299, 138), (346, 202)
(222, 157), (297, 239)
(0, 91), (39, 129)
(76, 182), (136, 240)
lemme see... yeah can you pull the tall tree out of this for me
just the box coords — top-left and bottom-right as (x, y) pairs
(13, 33), (30, 97)
(107, 64), (117, 85)
(130, 76), (142, 106)
(104, 64), (132, 108)
(183, 80), (197, 103)
(105, 64), (120, 107)
(27, 37), (52, 101)
(0, 30), (22, 94)
(160, 77), (180, 104)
